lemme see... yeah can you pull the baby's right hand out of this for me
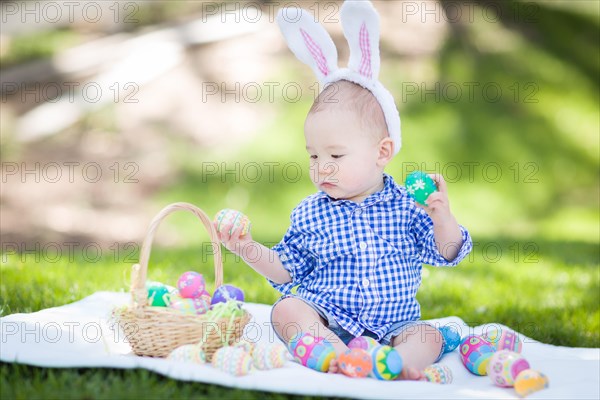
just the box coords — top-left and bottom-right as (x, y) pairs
(213, 210), (253, 255)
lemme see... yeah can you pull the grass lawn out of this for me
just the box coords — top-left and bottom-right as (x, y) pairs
(1, 236), (598, 399)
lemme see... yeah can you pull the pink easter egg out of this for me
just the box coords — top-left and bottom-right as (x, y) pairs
(348, 336), (379, 352)
(483, 327), (523, 353)
(487, 350), (530, 387)
(177, 271), (206, 299)
(460, 335), (495, 375)
(288, 333), (335, 372)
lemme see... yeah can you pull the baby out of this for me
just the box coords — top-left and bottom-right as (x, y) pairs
(215, 80), (473, 380)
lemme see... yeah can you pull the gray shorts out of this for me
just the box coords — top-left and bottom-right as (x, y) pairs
(271, 294), (445, 362)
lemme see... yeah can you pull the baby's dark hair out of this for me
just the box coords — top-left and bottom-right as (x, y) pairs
(307, 80), (388, 141)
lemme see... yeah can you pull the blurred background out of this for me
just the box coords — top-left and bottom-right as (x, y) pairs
(1, 1), (598, 345)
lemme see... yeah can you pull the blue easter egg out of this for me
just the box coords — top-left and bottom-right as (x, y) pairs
(440, 326), (462, 353)
(369, 345), (403, 380)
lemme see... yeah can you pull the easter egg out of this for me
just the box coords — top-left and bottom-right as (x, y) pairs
(146, 282), (170, 307)
(197, 290), (211, 305)
(405, 171), (437, 205)
(288, 333), (336, 372)
(424, 363), (453, 384)
(338, 348), (373, 378)
(440, 326), (462, 353)
(234, 338), (255, 354)
(483, 327), (522, 353)
(167, 344), (206, 364)
(212, 346), (253, 376)
(368, 345), (403, 380)
(459, 335), (495, 375)
(252, 343), (290, 370)
(214, 209), (251, 236)
(211, 284), (244, 305)
(487, 350), (530, 387)
(177, 271), (206, 299)
(169, 297), (210, 315)
(514, 369), (549, 397)
(348, 336), (379, 352)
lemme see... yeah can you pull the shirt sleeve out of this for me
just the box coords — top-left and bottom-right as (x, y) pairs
(268, 214), (316, 294)
(412, 207), (473, 267)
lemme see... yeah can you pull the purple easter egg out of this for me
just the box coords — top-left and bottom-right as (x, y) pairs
(210, 284), (244, 305)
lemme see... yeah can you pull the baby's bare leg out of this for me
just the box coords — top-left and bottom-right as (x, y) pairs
(392, 324), (443, 380)
(271, 297), (348, 371)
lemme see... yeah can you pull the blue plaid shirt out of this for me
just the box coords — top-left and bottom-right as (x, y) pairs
(270, 174), (473, 340)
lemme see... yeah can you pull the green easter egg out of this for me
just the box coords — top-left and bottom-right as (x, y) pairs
(405, 171), (437, 205)
(146, 282), (169, 307)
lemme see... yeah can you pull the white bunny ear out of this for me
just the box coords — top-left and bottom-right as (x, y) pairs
(340, 0), (381, 80)
(276, 7), (339, 84)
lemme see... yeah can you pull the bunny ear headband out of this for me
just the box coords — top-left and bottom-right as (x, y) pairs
(277, 0), (401, 155)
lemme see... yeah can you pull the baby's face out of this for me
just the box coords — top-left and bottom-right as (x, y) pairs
(304, 109), (388, 203)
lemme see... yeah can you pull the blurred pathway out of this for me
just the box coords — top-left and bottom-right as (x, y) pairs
(1, 1), (448, 249)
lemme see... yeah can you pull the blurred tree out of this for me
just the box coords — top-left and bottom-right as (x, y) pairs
(461, 0), (600, 86)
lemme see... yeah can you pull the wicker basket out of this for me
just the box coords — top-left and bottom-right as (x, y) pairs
(114, 202), (251, 360)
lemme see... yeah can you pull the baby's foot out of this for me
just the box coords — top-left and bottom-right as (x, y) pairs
(328, 357), (340, 374)
(398, 366), (427, 381)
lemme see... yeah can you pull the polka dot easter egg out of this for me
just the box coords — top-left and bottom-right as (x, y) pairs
(514, 369), (549, 398)
(177, 271), (206, 299)
(424, 364), (453, 384)
(369, 345), (403, 380)
(404, 171), (437, 206)
(168, 344), (206, 364)
(211, 284), (244, 305)
(288, 333), (336, 372)
(483, 327), (523, 353)
(338, 348), (373, 378)
(439, 326), (462, 354)
(487, 350), (530, 387)
(214, 209), (251, 236)
(460, 335), (495, 375)
(212, 346), (253, 376)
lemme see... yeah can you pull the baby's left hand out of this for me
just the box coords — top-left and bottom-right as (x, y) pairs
(417, 174), (455, 226)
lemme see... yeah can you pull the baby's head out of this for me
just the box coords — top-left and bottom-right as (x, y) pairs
(304, 80), (394, 203)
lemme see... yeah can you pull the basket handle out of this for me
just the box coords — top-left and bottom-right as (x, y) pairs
(131, 202), (223, 307)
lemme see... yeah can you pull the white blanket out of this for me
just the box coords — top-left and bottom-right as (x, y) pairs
(1, 292), (598, 399)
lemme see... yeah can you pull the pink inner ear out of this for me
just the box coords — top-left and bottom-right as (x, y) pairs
(300, 28), (329, 77)
(358, 22), (372, 78)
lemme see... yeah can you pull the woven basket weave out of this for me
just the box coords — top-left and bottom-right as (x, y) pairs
(115, 202), (251, 360)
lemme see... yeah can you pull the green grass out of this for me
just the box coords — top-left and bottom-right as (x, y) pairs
(1, 236), (598, 399)
(1, 363), (335, 400)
